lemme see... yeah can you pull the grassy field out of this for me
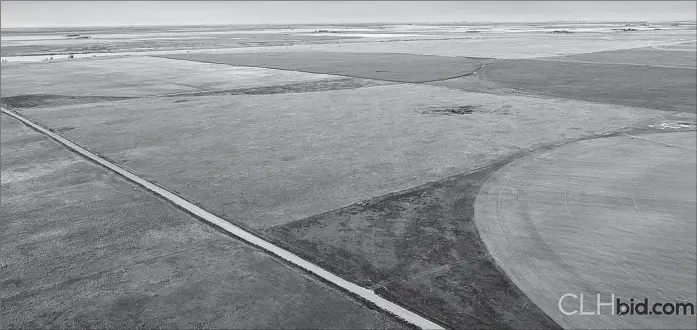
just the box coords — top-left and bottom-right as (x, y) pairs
(9, 80), (666, 231)
(3, 60), (669, 328)
(0, 113), (406, 329)
(480, 59), (697, 112)
(267, 164), (560, 329)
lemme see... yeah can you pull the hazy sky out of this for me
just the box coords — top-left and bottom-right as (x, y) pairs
(2, 1), (695, 28)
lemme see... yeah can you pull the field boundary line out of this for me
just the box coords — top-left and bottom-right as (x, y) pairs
(0, 107), (444, 330)
(155, 55), (484, 84)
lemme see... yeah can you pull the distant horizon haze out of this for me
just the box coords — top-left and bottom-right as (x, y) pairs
(2, 1), (696, 29)
(3, 20), (697, 31)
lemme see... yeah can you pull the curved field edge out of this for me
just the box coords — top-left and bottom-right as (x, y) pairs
(471, 130), (696, 329)
(263, 133), (612, 329)
(265, 158), (558, 329)
(263, 112), (696, 330)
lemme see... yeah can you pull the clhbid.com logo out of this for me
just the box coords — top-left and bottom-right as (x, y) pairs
(559, 294), (695, 316)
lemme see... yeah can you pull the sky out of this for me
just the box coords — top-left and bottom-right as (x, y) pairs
(2, 1), (696, 28)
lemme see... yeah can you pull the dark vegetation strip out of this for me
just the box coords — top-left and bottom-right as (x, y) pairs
(0, 95), (136, 109)
(264, 152), (566, 329)
(161, 77), (396, 97)
(261, 150), (577, 328)
(0, 79), (396, 110)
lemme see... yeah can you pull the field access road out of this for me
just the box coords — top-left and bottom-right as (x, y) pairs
(0, 111), (415, 329)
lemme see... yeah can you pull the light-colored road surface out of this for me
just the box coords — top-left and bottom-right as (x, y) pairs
(1, 108), (443, 329)
(0, 111), (422, 329)
(474, 131), (697, 329)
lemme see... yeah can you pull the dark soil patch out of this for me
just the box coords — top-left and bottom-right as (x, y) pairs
(0, 94), (135, 109)
(479, 59), (696, 113)
(266, 163), (561, 329)
(48, 126), (74, 133)
(677, 122), (697, 127)
(422, 105), (480, 115)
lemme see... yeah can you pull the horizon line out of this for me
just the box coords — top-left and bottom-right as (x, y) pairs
(3, 19), (696, 30)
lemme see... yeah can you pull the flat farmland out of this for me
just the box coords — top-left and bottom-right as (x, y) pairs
(563, 47), (697, 68)
(2, 57), (670, 328)
(0, 114), (406, 329)
(480, 59), (697, 112)
(0, 28), (362, 57)
(654, 40), (697, 51)
(197, 32), (697, 58)
(475, 132), (697, 329)
(0, 56), (337, 98)
(161, 52), (489, 83)
(2, 22), (696, 330)
(5, 25), (693, 60)
(268, 163), (562, 329)
(7, 71), (666, 230)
